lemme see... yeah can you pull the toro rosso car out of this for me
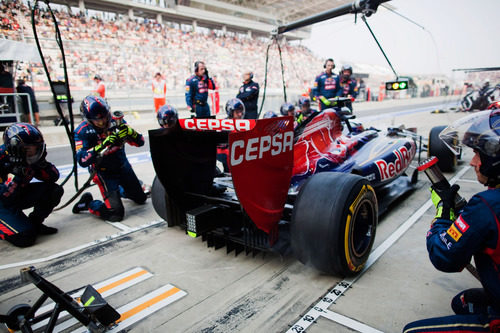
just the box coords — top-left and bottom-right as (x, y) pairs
(149, 98), (420, 276)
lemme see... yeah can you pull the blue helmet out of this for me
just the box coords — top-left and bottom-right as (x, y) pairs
(225, 98), (245, 119)
(157, 105), (178, 128)
(3, 123), (46, 165)
(263, 111), (278, 119)
(80, 95), (111, 131)
(280, 102), (295, 116)
(298, 96), (310, 108)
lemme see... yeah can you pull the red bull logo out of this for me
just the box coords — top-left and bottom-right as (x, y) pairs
(375, 145), (414, 181)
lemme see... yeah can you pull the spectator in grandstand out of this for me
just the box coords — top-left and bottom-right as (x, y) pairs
(313, 58), (339, 110)
(152, 72), (166, 113)
(185, 61), (215, 118)
(16, 78), (41, 127)
(236, 71), (259, 119)
(93, 74), (105, 98)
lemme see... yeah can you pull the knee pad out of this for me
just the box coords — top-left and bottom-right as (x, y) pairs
(6, 230), (37, 248)
(107, 191), (124, 221)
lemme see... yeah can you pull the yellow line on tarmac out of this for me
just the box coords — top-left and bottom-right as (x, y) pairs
(117, 287), (181, 323)
(97, 269), (148, 294)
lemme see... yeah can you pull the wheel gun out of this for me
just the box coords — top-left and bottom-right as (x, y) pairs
(417, 156), (467, 210)
(417, 156), (480, 280)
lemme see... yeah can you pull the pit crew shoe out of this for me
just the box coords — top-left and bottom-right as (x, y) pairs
(72, 192), (93, 214)
(142, 183), (151, 196)
(37, 224), (58, 235)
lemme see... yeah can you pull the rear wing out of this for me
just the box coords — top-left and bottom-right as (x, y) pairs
(149, 117), (294, 234)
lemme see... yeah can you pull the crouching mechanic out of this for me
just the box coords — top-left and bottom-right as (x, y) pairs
(0, 123), (63, 247)
(403, 109), (500, 333)
(72, 96), (147, 222)
(296, 96), (317, 125)
(217, 98), (245, 173)
(157, 104), (178, 129)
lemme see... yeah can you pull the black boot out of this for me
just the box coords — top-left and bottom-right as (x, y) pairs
(37, 224), (58, 235)
(72, 192), (93, 214)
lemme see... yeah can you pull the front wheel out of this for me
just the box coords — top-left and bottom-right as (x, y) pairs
(291, 172), (378, 276)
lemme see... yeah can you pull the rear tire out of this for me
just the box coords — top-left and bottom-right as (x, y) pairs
(291, 172), (378, 277)
(429, 125), (456, 172)
(151, 176), (174, 227)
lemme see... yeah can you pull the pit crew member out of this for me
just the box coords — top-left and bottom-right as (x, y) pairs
(72, 96), (147, 222)
(185, 61), (215, 118)
(217, 98), (245, 173)
(403, 109), (500, 332)
(0, 123), (63, 247)
(157, 104), (178, 129)
(236, 71), (259, 119)
(313, 58), (339, 110)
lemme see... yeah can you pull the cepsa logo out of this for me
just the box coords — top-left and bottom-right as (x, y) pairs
(230, 130), (294, 166)
(375, 144), (415, 181)
(180, 119), (255, 132)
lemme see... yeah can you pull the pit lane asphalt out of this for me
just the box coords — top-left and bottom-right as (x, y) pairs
(0, 96), (482, 333)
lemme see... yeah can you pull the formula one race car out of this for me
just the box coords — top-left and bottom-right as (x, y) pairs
(149, 98), (421, 276)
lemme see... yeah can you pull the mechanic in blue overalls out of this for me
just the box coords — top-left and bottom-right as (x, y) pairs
(185, 61), (215, 118)
(0, 123), (63, 247)
(313, 58), (339, 111)
(336, 64), (358, 111)
(296, 96), (317, 125)
(236, 71), (259, 119)
(216, 98), (246, 173)
(72, 96), (147, 222)
(403, 109), (500, 332)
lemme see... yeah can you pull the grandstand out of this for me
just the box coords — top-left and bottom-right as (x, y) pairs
(1, 0), (355, 97)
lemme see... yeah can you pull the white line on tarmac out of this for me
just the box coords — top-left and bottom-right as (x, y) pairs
(287, 165), (471, 333)
(0, 220), (166, 270)
(107, 221), (132, 232)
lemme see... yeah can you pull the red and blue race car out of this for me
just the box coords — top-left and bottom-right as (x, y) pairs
(149, 97), (421, 276)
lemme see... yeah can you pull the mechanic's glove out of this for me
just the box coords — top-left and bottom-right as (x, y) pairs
(118, 124), (138, 140)
(11, 165), (35, 183)
(94, 133), (119, 153)
(319, 96), (331, 106)
(430, 184), (460, 220)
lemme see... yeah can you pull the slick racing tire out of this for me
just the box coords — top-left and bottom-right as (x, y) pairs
(291, 172), (378, 277)
(151, 176), (176, 227)
(429, 125), (456, 172)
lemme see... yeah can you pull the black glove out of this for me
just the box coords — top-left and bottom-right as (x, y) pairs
(11, 164), (34, 182)
(431, 184), (460, 220)
(204, 68), (209, 79)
